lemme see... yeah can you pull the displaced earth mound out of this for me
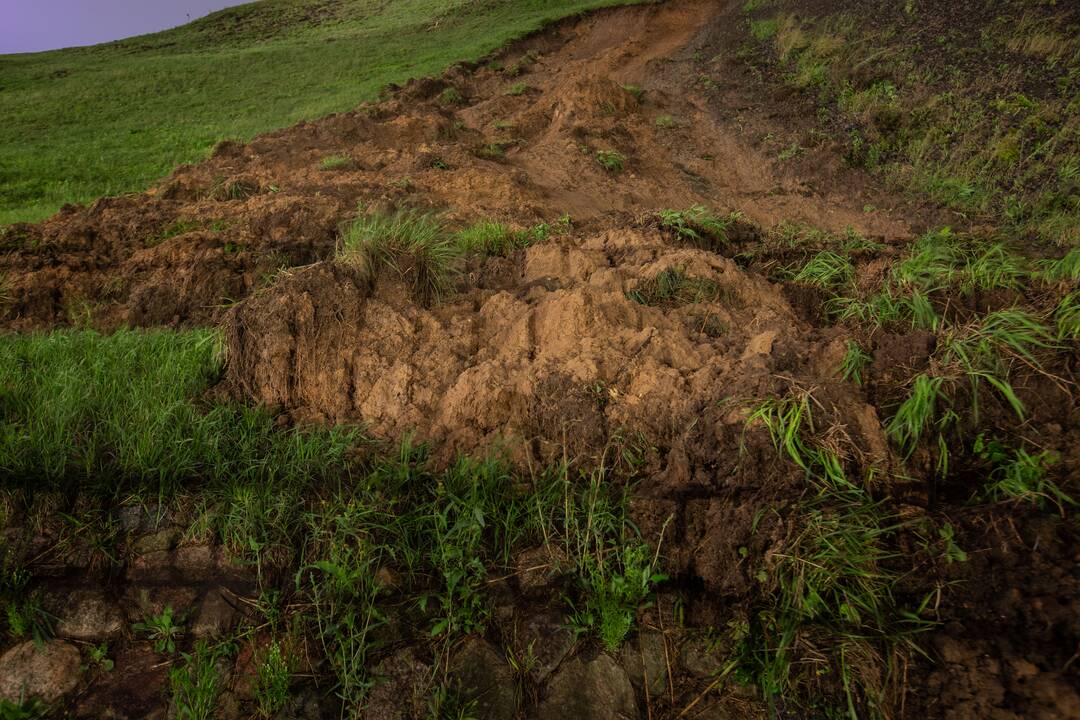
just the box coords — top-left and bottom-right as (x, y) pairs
(1, 1), (1077, 719)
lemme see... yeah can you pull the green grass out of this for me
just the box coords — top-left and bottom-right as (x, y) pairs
(791, 250), (854, 289)
(319, 154), (354, 171)
(338, 209), (463, 304)
(626, 267), (720, 307)
(0, 0), (645, 225)
(739, 392), (928, 717)
(0, 329), (356, 488)
(975, 435), (1074, 514)
(596, 149), (626, 173)
(455, 220), (525, 256)
(746, 6), (1080, 247)
(656, 205), (741, 247)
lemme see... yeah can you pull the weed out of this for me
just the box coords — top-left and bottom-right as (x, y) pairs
(87, 643), (115, 672)
(656, 205), (739, 246)
(596, 149), (626, 173)
(620, 83), (645, 102)
(975, 436), (1074, 513)
(338, 209), (462, 303)
(505, 82), (528, 96)
(838, 340), (871, 385)
(1039, 248), (1080, 283)
(0, 699), (48, 720)
(169, 640), (229, 720)
(320, 154), (354, 171)
(491, 119), (515, 130)
(654, 114), (677, 129)
(254, 640), (291, 718)
(133, 603), (184, 653)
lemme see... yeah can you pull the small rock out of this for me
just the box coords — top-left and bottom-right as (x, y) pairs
(53, 588), (125, 641)
(515, 546), (569, 595)
(620, 630), (669, 698)
(512, 608), (577, 681)
(361, 648), (432, 720)
(449, 637), (518, 720)
(131, 527), (180, 554)
(538, 654), (638, 720)
(0, 640), (82, 704)
(679, 635), (724, 679)
(191, 589), (238, 638)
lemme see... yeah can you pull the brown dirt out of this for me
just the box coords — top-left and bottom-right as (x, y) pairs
(3, 1), (1078, 718)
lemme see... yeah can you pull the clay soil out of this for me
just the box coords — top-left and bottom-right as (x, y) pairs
(1, 0), (1077, 718)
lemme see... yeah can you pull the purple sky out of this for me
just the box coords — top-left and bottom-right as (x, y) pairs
(0, 0), (246, 54)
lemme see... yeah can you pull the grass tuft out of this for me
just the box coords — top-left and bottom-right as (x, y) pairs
(338, 209), (463, 303)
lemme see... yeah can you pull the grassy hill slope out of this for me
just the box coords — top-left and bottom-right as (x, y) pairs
(0, 0), (640, 225)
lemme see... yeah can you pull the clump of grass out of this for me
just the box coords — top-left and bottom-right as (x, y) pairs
(319, 154), (354, 171)
(654, 114), (677, 129)
(596, 149), (626, 173)
(491, 119), (515, 130)
(505, 82), (528, 96)
(437, 86), (463, 105)
(455, 220), (533, 257)
(838, 340), (871, 385)
(337, 209), (462, 303)
(254, 641), (292, 719)
(620, 83), (645, 102)
(791, 250), (854, 289)
(656, 205), (741, 247)
(169, 640), (227, 720)
(975, 436), (1074, 514)
(626, 267), (719, 307)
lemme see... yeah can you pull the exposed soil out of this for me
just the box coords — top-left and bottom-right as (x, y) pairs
(2, 0), (1077, 718)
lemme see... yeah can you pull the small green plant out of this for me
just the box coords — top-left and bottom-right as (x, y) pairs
(491, 119), (515, 130)
(427, 681), (479, 720)
(596, 149), (625, 173)
(133, 603), (183, 654)
(838, 340), (871, 385)
(620, 83), (644, 102)
(505, 82), (528, 96)
(572, 540), (667, 652)
(320, 154), (353, 171)
(169, 640), (227, 720)
(254, 640), (291, 718)
(654, 114), (677, 129)
(1054, 292), (1080, 339)
(0, 699), (48, 720)
(87, 643), (115, 672)
(338, 209), (462, 304)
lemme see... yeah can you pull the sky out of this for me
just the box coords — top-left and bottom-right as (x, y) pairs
(0, 0), (246, 54)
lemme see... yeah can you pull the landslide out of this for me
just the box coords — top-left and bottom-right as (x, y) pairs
(2, 1), (1078, 718)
